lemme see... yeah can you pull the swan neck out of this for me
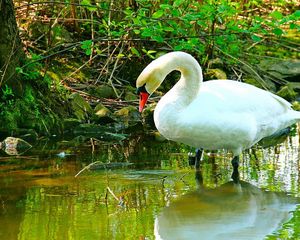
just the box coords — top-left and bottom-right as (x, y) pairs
(165, 53), (203, 103)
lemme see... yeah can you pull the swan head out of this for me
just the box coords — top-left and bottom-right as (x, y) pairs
(136, 63), (165, 112)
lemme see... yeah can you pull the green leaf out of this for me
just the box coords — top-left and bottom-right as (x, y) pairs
(141, 28), (152, 37)
(80, 0), (97, 11)
(133, 29), (140, 34)
(293, 10), (300, 19)
(152, 35), (164, 43)
(80, 40), (93, 55)
(152, 10), (164, 19)
(130, 47), (141, 57)
(173, 0), (184, 7)
(171, 9), (180, 17)
(251, 35), (261, 42)
(117, 53), (125, 58)
(160, 4), (171, 10)
(270, 11), (283, 20)
(289, 23), (297, 29)
(163, 26), (174, 32)
(272, 28), (284, 36)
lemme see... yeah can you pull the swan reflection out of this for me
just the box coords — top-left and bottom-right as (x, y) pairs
(155, 180), (298, 240)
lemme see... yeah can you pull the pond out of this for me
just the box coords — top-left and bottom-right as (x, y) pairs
(0, 130), (300, 240)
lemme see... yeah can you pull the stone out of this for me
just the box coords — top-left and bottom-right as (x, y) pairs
(1, 137), (32, 155)
(69, 93), (93, 120)
(87, 85), (116, 99)
(206, 68), (227, 80)
(259, 59), (300, 81)
(93, 103), (115, 124)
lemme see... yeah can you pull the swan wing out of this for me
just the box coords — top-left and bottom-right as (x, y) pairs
(174, 80), (297, 152)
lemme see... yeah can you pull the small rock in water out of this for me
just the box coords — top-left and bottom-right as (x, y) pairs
(56, 152), (71, 158)
(1, 137), (32, 155)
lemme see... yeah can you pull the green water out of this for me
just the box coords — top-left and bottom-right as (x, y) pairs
(0, 133), (300, 240)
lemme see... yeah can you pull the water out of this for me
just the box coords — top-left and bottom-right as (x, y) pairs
(0, 132), (300, 240)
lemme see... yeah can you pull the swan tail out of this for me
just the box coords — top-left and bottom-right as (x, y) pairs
(291, 110), (300, 121)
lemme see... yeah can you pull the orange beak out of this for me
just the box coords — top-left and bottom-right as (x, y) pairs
(139, 92), (149, 112)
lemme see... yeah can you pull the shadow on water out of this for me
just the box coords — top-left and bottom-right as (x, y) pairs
(0, 129), (300, 239)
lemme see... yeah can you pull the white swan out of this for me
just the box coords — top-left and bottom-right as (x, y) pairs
(136, 51), (300, 167)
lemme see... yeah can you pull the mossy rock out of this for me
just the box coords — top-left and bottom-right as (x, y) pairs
(114, 106), (139, 119)
(206, 69), (227, 80)
(114, 106), (141, 128)
(292, 101), (300, 111)
(69, 93), (93, 120)
(93, 103), (115, 124)
(259, 59), (300, 81)
(124, 86), (137, 101)
(125, 91), (136, 101)
(277, 85), (297, 101)
(87, 85), (117, 99)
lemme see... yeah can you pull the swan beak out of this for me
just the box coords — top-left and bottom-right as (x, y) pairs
(139, 92), (149, 112)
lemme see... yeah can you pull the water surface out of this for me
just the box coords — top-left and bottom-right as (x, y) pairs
(0, 133), (300, 239)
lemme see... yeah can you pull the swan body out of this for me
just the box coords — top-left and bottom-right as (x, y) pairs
(136, 51), (300, 156)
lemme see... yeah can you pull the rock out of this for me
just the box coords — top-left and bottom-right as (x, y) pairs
(259, 59), (300, 81)
(206, 69), (227, 80)
(1, 137), (32, 155)
(93, 103), (115, 124)
(69, 93), (93, 120)
(124, 91), (136, 101)
(292, 101), (300, 111)
(87, 85), (117, 99)
(124, 86), (137, 101)
(114, 106), (140, 127)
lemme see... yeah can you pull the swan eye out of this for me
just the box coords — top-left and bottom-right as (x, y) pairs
(136, 83), (148, 94)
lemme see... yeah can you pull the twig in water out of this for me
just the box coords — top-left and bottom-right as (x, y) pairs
(74, 160), (102, 177)
(106, 186), (119, 201)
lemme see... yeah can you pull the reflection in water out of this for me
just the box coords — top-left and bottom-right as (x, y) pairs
(155, 181), (297, 240)
(0, 131), (300, 239)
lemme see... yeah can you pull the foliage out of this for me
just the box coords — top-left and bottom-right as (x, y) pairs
(75, 0), (300, 65)
(7, 0), (300, 133)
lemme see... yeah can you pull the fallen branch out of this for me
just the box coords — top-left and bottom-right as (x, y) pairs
(74, 160), (102, 177)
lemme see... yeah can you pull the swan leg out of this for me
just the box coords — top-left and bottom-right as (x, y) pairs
(231, 156), (240, 183)
(195, 148), (203, 169)
(195, 168), (203, 187)
(188, 148), (203, 169)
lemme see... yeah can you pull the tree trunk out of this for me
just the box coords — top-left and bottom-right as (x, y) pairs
(0, 0), (25, 94)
